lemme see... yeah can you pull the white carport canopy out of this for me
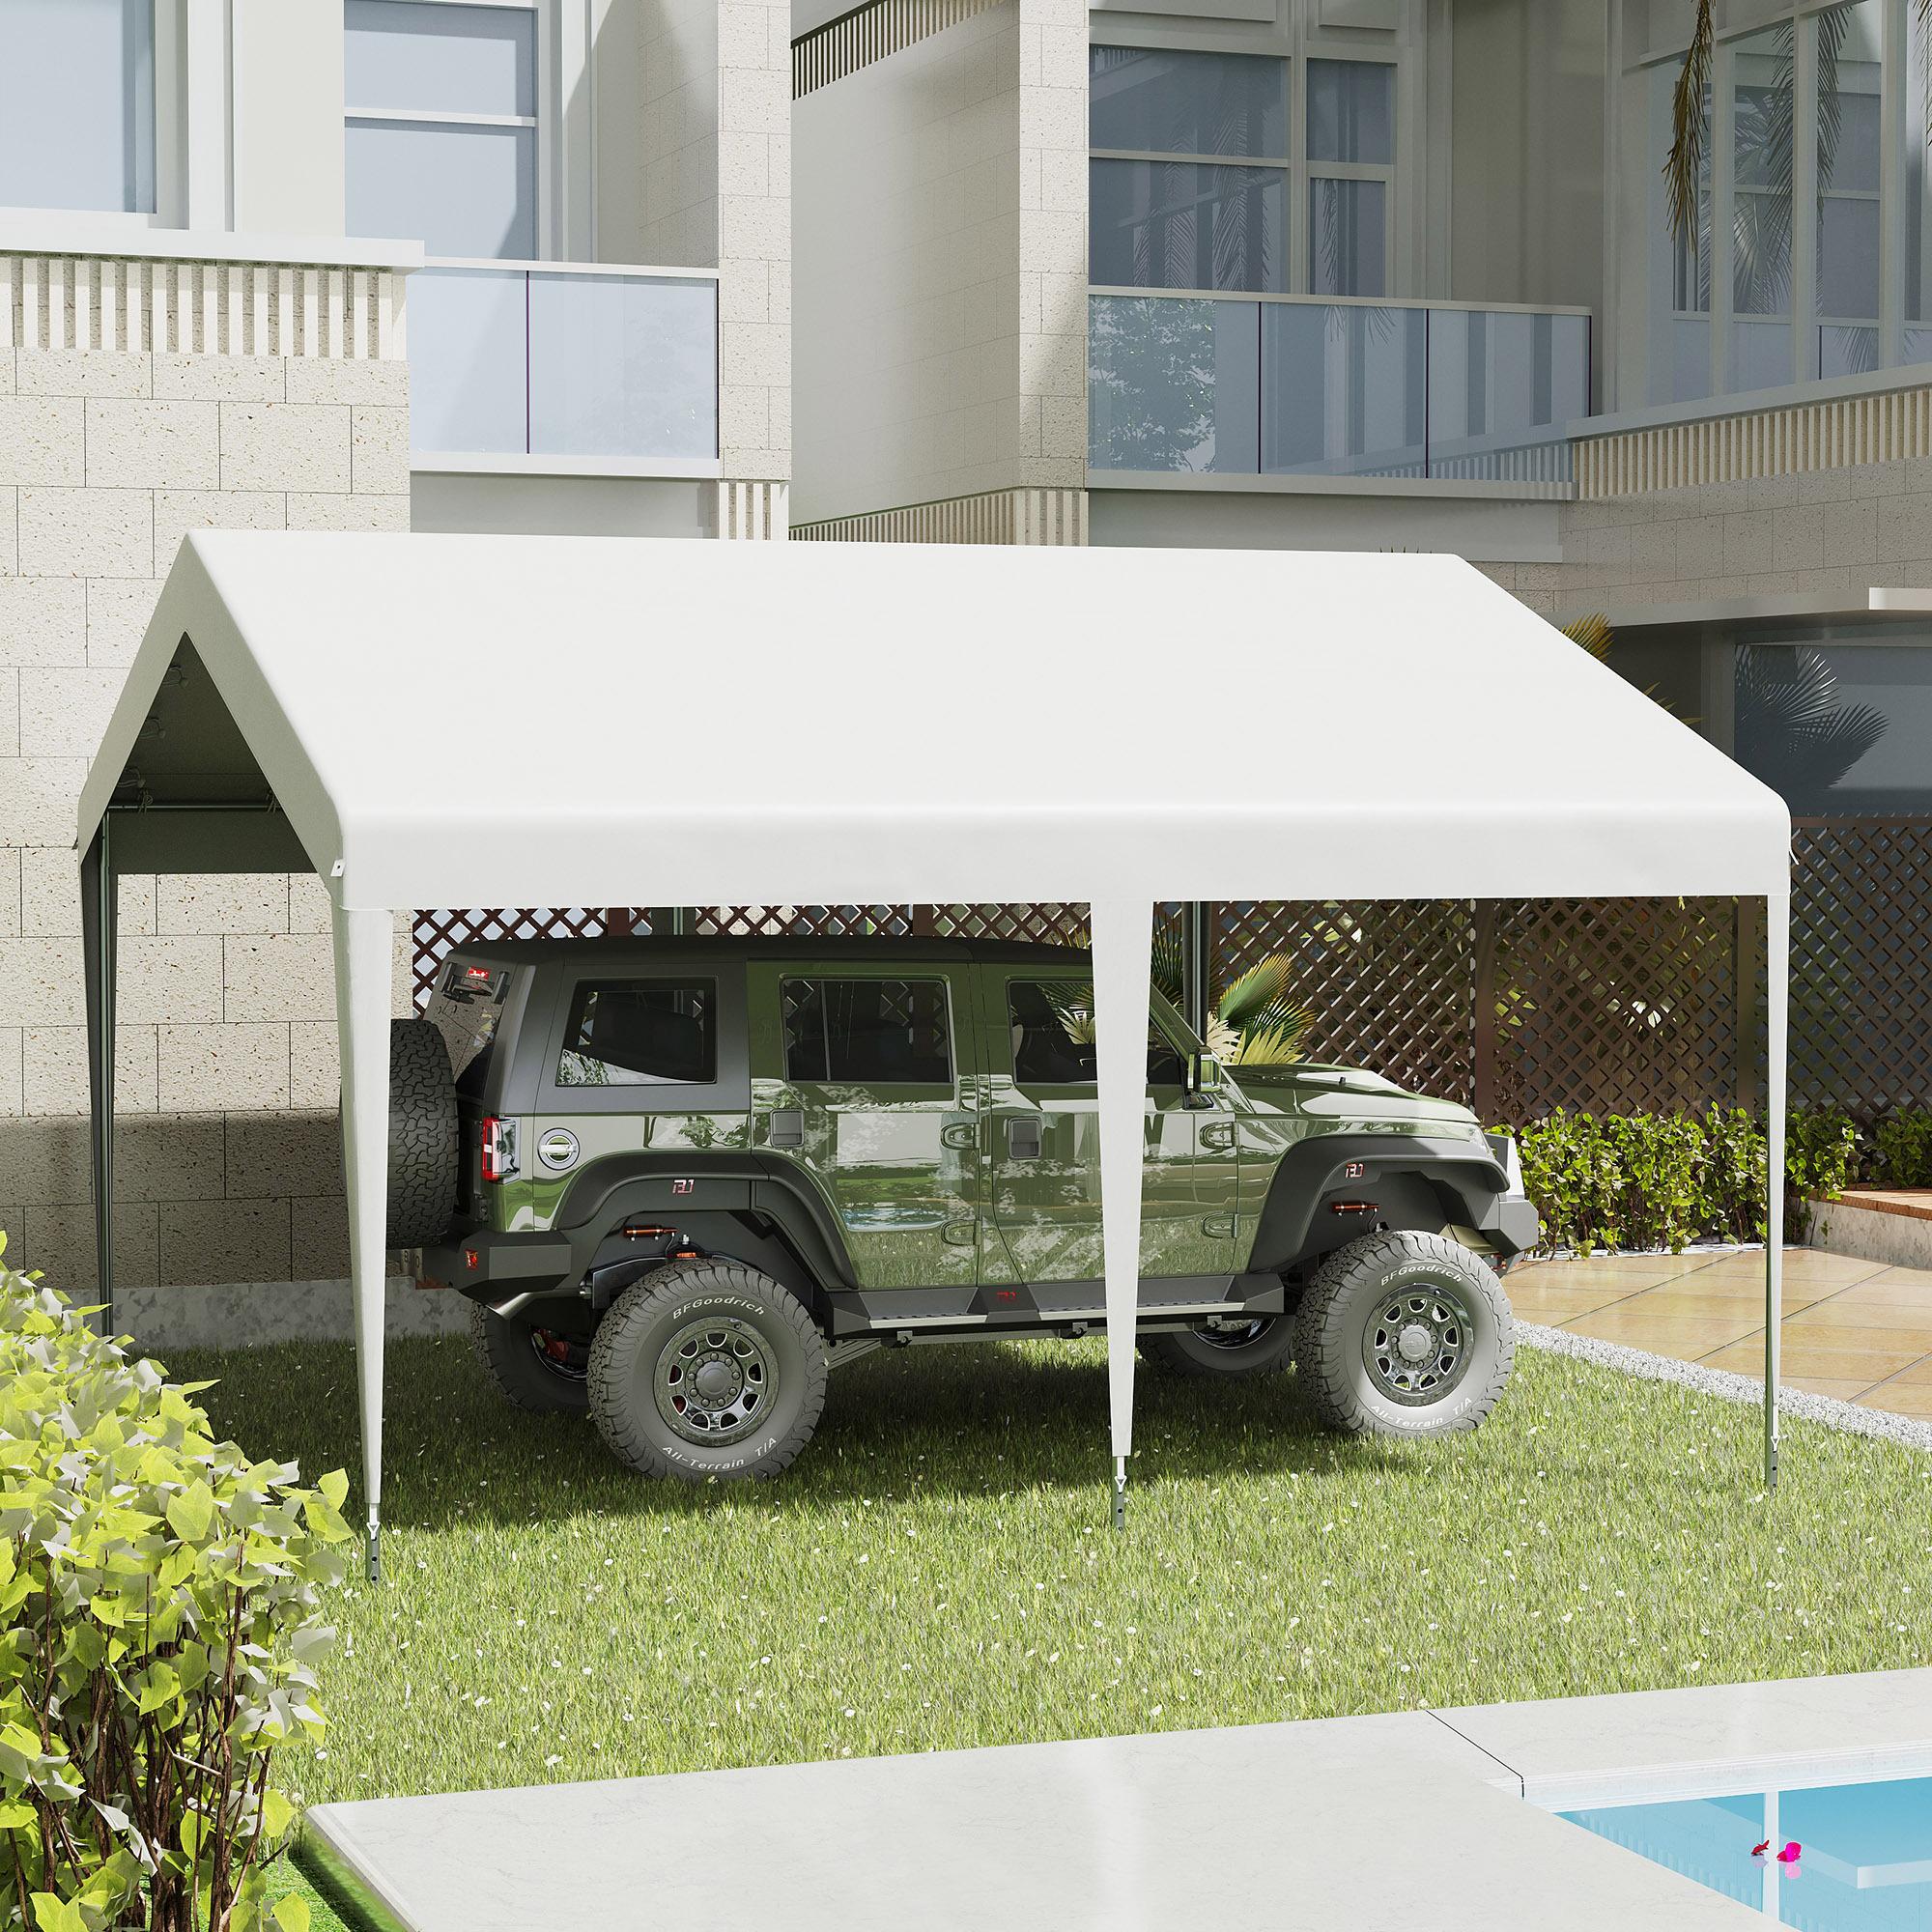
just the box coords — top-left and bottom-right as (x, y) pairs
(78, 531), (1793, 1576)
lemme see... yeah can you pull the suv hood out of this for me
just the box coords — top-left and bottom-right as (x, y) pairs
(1231, 1061), (1482, 1128)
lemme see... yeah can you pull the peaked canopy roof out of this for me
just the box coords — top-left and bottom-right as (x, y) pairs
(77, 531), (1795, 1573)
(79, 531), (1790, 912)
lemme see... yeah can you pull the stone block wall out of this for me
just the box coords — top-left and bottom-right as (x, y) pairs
(1551, 464), (1932, 621)
(0, 249), (412, 1321)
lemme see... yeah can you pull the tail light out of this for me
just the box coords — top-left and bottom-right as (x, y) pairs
(481, 1116), (520, 1182)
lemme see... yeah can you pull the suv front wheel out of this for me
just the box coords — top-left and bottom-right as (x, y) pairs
(587, 1260), (829, 1483)
(1293, 1230), (1515, 1437)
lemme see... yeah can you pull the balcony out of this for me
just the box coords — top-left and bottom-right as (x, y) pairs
(409, 262), (720, 473)
(1088, 294), (1591, 488)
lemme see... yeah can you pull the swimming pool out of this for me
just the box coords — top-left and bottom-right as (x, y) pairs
(1560, 1775), (1932, 1929)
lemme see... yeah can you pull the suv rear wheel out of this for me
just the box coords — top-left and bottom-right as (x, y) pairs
(1293, 1230), (1515, 1438)
(1140, 1317), (1297, 1379)
(468, 1301), (591, 1413)
(587, 1260), (828, 1483)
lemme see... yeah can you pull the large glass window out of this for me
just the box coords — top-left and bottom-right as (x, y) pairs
(1730, 24), (1793, 393)
(1817, 1), (1882, 375)
(1731, 633), (1932, 815)
(0, 0), (154, 214)
(346, 0), (538, 259)
(1633, 2), (1927, 401)
(1090, 159), (1286, 293)
(1090, 46), (1287, 157)
(1089, 47), (1289, 296)
(1307, 59), (1392, 297)
(1089, 44), (1396, 301)
(557, 980), (716, 1088)
(782, 980), (953, 1086)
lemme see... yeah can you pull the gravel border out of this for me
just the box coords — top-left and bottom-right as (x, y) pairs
(1517, 1320), (1932, 1453)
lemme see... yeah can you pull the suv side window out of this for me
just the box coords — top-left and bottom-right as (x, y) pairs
(783, 979), (952, 1084)
(1008, 980), (1185, 1086)
(557, 980), (716, 1087)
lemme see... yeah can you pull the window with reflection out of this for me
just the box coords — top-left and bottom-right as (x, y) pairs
(0, 0), (155, 214)
(1089, 47), (1290, 296)
(1732, 633), (1932, 816)
(346, 0), (539, 259)
(783, 980), (953, 1086)
(1006, 981), (1188, 1088)
(1307, 60), (1393, 297)
(557, 980), (716, 1088)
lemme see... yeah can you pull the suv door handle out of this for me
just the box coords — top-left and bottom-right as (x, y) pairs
(1006, 1116), (1042, 1160)
(940, 1122), (980, 1151)
(1200, 1122), (1236, 1151)
(767, 1108), (804, 1150)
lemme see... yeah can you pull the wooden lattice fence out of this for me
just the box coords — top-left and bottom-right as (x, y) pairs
(412, 818), (1930, 1123)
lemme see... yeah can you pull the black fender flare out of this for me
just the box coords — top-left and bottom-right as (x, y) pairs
(551, 1151), (856, 1296)
(1250, 1133), (1517, 1272)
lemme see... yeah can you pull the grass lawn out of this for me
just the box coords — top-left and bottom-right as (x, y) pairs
(171, 1330), (1932, 1811)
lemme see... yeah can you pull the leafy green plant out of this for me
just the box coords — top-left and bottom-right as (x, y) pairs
(0, 1236), (351, 1932)
(1871, 1113), (1932, 1189)
(1699, 1105), (1769, 1245)
(1603, 1112), (1704, 1253)
(1515, 1107), (1871, 1255)
(1149, 928), (1311, 1065)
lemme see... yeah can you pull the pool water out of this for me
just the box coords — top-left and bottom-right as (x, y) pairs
(1560, 1776), (1932, 1929)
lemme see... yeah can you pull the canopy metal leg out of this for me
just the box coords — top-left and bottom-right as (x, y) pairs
(333, 905), (396, 1583)
(1092, 897), (1153, 1532)
(79, 827), (117, 1332)
(1764, 888), (1789, 1493)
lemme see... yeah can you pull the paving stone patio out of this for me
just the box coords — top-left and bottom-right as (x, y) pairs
(1512, 1249), (1932, 1418)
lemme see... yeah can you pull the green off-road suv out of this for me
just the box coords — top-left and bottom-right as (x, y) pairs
(390, 938), (1538, 1482)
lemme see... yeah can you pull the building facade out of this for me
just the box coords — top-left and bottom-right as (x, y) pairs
(3, 0), (1927, 1329)
(0, 0), (789, 1331)
(790, 0), (1932, 868)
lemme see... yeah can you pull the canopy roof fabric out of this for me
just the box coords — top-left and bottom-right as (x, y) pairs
(77, 531), (1795, 1570)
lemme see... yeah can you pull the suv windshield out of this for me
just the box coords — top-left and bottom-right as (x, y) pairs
(427, 960), (513, 1100)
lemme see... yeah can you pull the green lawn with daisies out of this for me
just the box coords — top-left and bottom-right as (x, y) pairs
(171, 1331), (1932, 1813)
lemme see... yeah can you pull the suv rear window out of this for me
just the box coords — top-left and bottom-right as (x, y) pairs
(782, 978), (952, 1085)
(558, 980), (716, 1087)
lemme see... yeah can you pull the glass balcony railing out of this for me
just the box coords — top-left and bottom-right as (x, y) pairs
(410, 262), (719, 466)
(1088, 294), (1591, 486)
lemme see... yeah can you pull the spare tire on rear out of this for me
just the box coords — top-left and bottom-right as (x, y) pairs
(386, 1016), (458, 1246)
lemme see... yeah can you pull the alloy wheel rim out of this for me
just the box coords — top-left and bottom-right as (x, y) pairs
(654, 1317), (775, 1445)
(1196, 1318), (1276, 1351)
(1361, 1281), (1475, 1406)
(527, 1327), (589, 1383)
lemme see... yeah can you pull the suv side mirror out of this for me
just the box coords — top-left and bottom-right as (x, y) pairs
(1188, 1051), (1224, 1097)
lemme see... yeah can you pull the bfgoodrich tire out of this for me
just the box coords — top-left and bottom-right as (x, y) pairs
(1293, 1230), (1515, 1438)
(1140, 1317), (1297, 1379)
(386, 1017), (458, 1246)
(468, 1300), (591, 1413)
(587, 1260), (828, 1483)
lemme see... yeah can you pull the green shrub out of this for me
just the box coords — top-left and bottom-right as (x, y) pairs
(1698, 1105), (1768, 1245)
(1514, 1107), (1873, 1256)
(0, 1236), (350, 1932)
(1871, 1113), (1932, 1189)
(1516, 1110), (1624, 1255)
